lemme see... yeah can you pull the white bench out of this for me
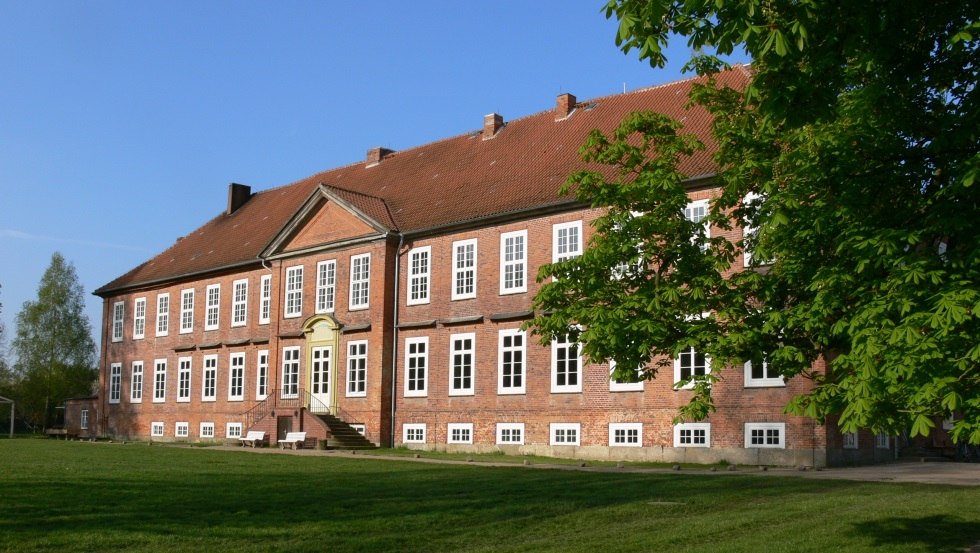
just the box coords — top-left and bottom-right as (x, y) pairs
(239, 430), (265, 448)
(279, 431), (307, 450)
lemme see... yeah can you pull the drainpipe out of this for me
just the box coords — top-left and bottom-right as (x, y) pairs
(389, 233), (404, 448)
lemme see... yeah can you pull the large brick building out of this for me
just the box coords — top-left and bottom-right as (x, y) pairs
(91, 67), (891, 467)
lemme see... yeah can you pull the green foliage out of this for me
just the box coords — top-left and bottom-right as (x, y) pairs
(10, 253), (97, 430)
(532, 0), (979, 442)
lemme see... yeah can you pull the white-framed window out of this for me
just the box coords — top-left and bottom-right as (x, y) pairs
(744, 355), (784, 388)
(112, 301), (124, 342)
(407, 246), (431, 305)
(315, 260), (337, 314)
(231, 279), (248, 327)
(553, 221), (582, 263)
(202, 354), (217, 402)
(742, 192), (772, 267)
(451, 239), (477, 300)
(80, 409), (89, 430)
(256, 350), (269, 400)
(842, 429), (858, 449)
(346, 340), (367, 397)
(674, 346), (710, 389)
(350, 424), (366, 436)
(259, 274), (271, 325)
(151, 422), (164, 437)
(609, 360), (644, 392)
(228, 352), (245, 401)
(226, 422), (243, 438)
(180, 289), (194, 334)
(684, 198), (710, 250)
(551, 333), (581, 393)
(349, 253), (371, 309)
(156, 293), (169, 337)
(404, 337), (428, 397)
(403, 423), (426, 443)
(281, 346), (300, 398)
(875, 432), (890, 449)
(674, 423), (711, 448)
(550, 423), (581, 446)
(200, 422), (215, 439)
(447, 423), (473, 444)
(175, 422), (189, 438)
(610, 423), (643, 447)
(205, 284), (220, 330)
(130, 361), (143, 403)
(177, 357), (191, 403)
(745, 422), (785, 448)
(133, 297), (146, 339)
(109, 363), (122, 403)
(153, 359), (167, 403)
(450, 333), (475, 396)
(284, 265), (303, 318)
(498, 329), (526, 394)
(496, 423), (525, 445)
(500, 230), (527, 294)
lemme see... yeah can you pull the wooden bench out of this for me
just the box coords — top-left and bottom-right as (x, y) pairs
(239, 430), (265, 448)
(279, 431), (307, 450)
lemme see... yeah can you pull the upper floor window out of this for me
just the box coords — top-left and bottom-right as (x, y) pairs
(451, 239), (477, 300)
(156, 293), (169, 337)
(346, 340), (368, 397)
(284, 266), (303, 318)
(256, 350), (269, 400)
(350, 254), (371, 309)
(228, 352), (245, 401)
(111, 302), (124, 342)
(205, 284), (220, 330)
(130, 361), (143, 403)
(609, 360), (644, 392)
(108, 363), (122, 403)
(179, 289), (194, 334)
(744, 355), (784, 388)
(202, 355), (217, 402)
(177, 357), (191, 403)
(404, 337), (428, 397)
(231, 279), (248, 327)
(450, 333), (475, 396)
(259, 274), (272, 324)
(552, 221), (582, 263)
(132, 298), (146, 340)
(551, 333), (581, 393)
(674, 346), (710, 389)
(684, 199), (710, 250)
(153, 359), (167, 403)
(281, 347), (300, 399)
(407, 247), (430, 306)
(498, 329), (525, 395)
(316, 260), (336, 314)
(500, 230), (527, 294)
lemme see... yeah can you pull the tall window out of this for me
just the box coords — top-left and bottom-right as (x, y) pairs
(180, 289), (194, 334)
(112, 302), (124, 342)
(315, 260), (336, 314)
(202, 355), (217, 401)
(108, 363), (122, 404)
(228, 353), (244, 401)
(684, 199), (710, 250)
(256, 350), (269, 400)
(404, 337), (428, 397)
(259, 275), (272, 324)
(231, 279), (248, 327)
(551, 333), (581, 393)
(349, 254), (371, 309)
(744, 355), (783, 388)
(130, 361), (143, 403)
(449, 333), (475, 396)
(498, 329), (525, 394)
(674, 423), (710, 447)
(80, 409), (89, 430)
(552, 221), (582, 263)
(177, 357), (191, 402)
(133, 297), (146, 339)
(284, 266), (303, 318)
(407, 247), (430, 305)
(674, 346), (710, 389)
(451, 239), (477, 300)
(153, 359), (167, 403)
(346, 340), (367, 397)
(281, 347), (300, 398)
(156, 293), (169, 336)
(500, 230), (527, 294)
(745, 423), (785, 448)
(205, 284), (220, 330)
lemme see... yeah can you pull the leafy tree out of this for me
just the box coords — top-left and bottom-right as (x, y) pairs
(11, 253), (97, 430)
(531, 1), (979, 443)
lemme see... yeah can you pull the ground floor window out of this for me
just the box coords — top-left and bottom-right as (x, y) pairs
(350, 424), (366, 436)
(175, 422), (189, 438)
(745, 422), (785, 448)
(550, 423), (580, 446)
(151, 422), (164, 437)
(609, 423), (642, 447)
(80, 409), (89, 430)
(447, 423), (473, 444)
(200, 422), (215, 439)
(842, 430), (858, 449)
(403, 423), (426, 443)
(496, 423), (524, 445)
(875, 432), (890, 449)
(674, 423), (710, 447)
(226, 422), (243, 438)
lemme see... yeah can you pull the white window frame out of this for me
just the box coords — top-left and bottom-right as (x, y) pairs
(231, 279), (248, 327)
(674, 423), (711, 448)
(404, 337), (428, 397)
(228, 352), (245, 401)
(745, 422), (786, 449)
(407, 246), (431, 305)
(496, 423), (525, 445)
(205, 284), (220, 330)
(156, 293), (170, 337)
(550, 423), (581, 446)
(346, 340), (368, 397)
(130, 361), (143, 403)
(256, 349), (269, 400)
(449, 333), (475, 396)
(451, 239), (477, 300)
(403, 423), (426, 444)
(674, 346), (711, 390)
(226, 422), (243, 438)
(175, 422), (189, 438)
(447, 423), (473, 444)
(497, 329), (526, 395)
(842, 429), (858, 449)
(133, 297), (146, 340)
(875, 432), (890, 449)
(551, 333), (582, 393)
(684, 198), (710, 250)
(744, 356), (784, 388)
(179, 289), (194, 334)
(80, 409), (89, 430)
(315, 260), (337, 314)
(552, 221), (582, 263)
(200, 422), (215, 439)
(284, 265), (304, 318)
(281, 347), (300, 399)
(177, 357), (191, 403)
(349, 253), (371, 310)
(609, 422), (643, 447)
(609, 360), (644, 392)
(259, 274), (271, 325)
(109, 363), (122, 404)
(111, 301), (124, 342)
(499, 230), (527, 294)
(350, 424), (366, 436)
(151, 422), (164, 437)
(152, 359), (167, 403)
(202, 354), (217, 402)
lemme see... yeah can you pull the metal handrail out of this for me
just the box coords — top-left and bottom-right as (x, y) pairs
(242, 387), (352, 429)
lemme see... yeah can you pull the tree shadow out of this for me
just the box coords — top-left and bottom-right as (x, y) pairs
(853, 515), (980, 553)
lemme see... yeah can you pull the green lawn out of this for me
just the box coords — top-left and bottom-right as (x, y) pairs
(0, 440), (977, 553)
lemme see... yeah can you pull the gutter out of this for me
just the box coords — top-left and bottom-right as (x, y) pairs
(389, 233), (404, 448)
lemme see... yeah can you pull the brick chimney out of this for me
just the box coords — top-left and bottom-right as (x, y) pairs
(366, 147), (395, 167)
(227, 183), (251, 215)
(483, 113), (503, 140)
(556, 93), (577, 120)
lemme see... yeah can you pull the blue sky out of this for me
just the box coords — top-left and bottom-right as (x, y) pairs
(0, 2), (738, 357)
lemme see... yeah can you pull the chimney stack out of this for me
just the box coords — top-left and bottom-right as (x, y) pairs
(366, 146), (395, 167)
(227, 183), (251, 215)
(483, 113), (503, 139)
(556, 93), (576, 120)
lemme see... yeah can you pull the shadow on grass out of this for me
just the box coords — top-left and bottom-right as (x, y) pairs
(852, 515), (980, 553)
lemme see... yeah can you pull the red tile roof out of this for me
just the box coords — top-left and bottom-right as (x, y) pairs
(95, 66), (750, 296)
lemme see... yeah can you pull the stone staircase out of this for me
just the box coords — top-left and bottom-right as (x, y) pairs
(311, 412), (376, 450)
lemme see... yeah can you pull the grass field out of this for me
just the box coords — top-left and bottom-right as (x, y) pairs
(0, 440), (977, 553)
